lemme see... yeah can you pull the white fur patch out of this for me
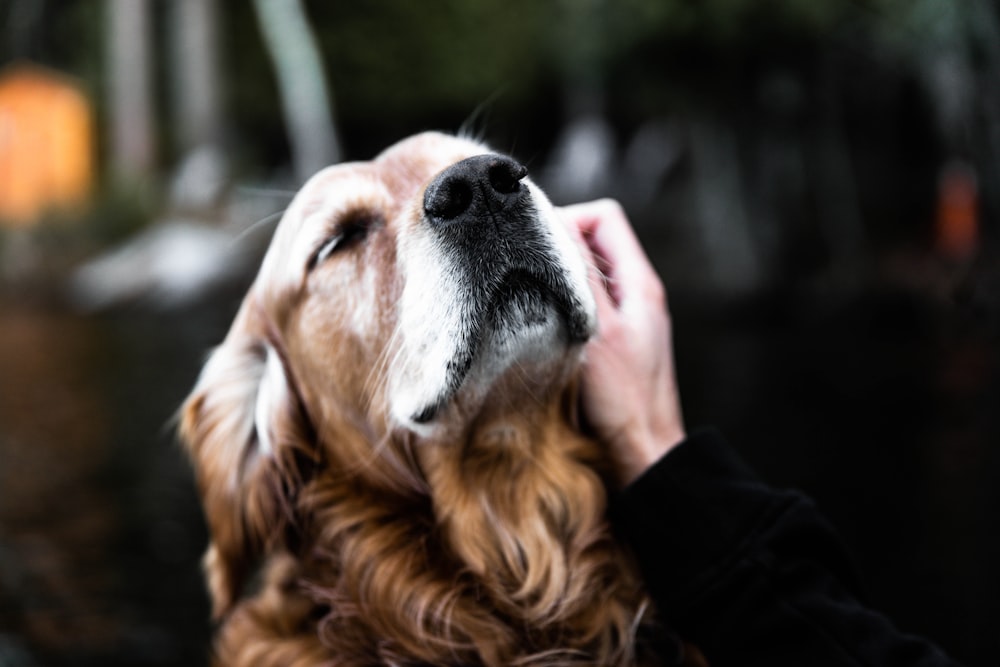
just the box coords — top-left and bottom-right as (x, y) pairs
(254, 345), (288, 457)
(391, 229), (466, 425)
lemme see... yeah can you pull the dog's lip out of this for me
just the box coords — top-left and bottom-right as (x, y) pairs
(493, 267), (593, 341)
(482, 266), (592, 336)
(486, 268), (556, 310)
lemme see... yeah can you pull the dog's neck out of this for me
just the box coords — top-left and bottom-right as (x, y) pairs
(406, 391), (642, 659)
(414, 386), (635, 634)
(293, 382), (650, 665)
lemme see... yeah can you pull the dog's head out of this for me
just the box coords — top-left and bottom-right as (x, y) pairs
(181, 132), (597, 616)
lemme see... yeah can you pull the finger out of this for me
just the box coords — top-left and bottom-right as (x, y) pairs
(562, 199), (660, 313)
(562, 199), (645, 261)
(586, 241), (618, 327)
(566, 218), (618, 326)
(561, 201), (620, 310)
(585, 203), (656, 287)
(561, 199), (616, 251)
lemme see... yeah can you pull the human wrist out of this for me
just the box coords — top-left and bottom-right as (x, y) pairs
(615, 419), (686, 487)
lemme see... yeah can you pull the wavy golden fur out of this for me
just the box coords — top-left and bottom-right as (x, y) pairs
(181, 133), (670, 666)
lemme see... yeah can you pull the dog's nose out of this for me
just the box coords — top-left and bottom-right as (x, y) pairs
(423, 155), (529, 229)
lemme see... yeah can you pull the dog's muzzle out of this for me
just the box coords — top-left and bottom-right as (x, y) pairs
(420, 154), (589, 343)
(403, 152), (593, 427)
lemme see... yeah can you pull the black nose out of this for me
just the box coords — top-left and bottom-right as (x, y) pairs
(423, 154), (529, 228)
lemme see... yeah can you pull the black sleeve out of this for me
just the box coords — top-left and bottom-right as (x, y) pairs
(611, 429), (963, 667)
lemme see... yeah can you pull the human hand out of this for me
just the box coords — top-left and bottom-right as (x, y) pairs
(561, 199), (685, 487)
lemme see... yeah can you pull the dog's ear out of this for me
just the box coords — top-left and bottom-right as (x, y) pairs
(180, 326), (311, 619)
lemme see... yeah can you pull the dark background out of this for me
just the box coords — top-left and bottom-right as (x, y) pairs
(0, 1), (998, 665)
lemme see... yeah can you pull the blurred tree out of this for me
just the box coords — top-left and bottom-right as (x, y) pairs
(170, 0), (224, 153)
(105, 0), (155, 183)
(167, 0), (231, 215)
(252, 0), (341, 182)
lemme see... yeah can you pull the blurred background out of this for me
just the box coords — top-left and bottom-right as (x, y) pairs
(0, 0), (998, 665)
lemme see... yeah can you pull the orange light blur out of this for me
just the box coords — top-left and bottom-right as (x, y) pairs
(934, 161), (979, 261)
(0, 64), (94, 227)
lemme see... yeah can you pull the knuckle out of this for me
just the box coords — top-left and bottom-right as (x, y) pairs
(646, 278), (666, 306)
(596, 198), (625, 219)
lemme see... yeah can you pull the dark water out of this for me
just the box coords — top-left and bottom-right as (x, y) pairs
(0, 279), (997, 666)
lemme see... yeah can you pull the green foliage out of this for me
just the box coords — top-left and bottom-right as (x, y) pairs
(308, 0), (553, 125)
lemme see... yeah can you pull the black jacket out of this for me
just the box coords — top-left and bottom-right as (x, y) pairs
(612, 429), (963, 667)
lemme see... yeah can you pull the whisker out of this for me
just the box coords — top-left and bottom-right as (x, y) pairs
(362, 324), (404, 408)
(233, 185), (298, 198)
(583, 252), (618, 295)
(510, 362), (546, 420)
(458, 86), (515, 144)
(231, 208), (287, 245)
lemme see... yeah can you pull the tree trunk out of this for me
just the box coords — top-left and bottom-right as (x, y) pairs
(251, 0), (341, 183)
(106, 0), (155, 182)
(170, 0), (223, 152)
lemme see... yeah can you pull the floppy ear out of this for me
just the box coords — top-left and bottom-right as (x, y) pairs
(180, 326), (312, 619)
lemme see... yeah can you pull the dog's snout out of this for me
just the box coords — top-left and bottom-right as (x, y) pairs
(423, 155), (529, 228)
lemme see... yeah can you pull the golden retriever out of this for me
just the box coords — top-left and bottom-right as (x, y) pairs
(181, 132), (667, 666)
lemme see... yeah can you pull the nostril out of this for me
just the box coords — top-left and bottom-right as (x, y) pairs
(423, 154), (529, 226)
(488, 159), (527, 195)
(425, 175), (473, 221)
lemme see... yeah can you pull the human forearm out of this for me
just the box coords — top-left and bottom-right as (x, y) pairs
(613, 430), (962, 667)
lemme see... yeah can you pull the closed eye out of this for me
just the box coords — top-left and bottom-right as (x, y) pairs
(307, 210), (379, 271)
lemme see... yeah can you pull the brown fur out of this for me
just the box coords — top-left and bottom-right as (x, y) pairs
(181, 133), (671, 666)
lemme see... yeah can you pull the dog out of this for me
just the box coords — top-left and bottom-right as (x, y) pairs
(181, 132), (668, 666)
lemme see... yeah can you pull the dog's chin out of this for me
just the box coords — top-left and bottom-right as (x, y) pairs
(403, 287), (594, 433)
(486, 271), (589, 345)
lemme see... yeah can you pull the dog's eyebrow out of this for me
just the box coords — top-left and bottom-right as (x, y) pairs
(296, 171), (391, 228)
(298, 192), (334, 225)
(304, 203), (378, 245)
